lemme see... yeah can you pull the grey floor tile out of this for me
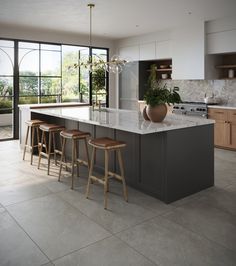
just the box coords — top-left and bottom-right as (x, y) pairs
(41, 263), (55, 266)
(163, 198), (236, 252)
(108, 180), (175, 215)
(6, 194), (111, 260)
(0, 179), (52, 206)
(0, 208), (49, 266)
(196, 185), (236, 215)
(53, 236), (155, 266)
(57, 185), (157, 234)
(117, 216), (236, 266)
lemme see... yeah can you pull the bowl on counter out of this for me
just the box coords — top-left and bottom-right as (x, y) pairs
(159, 65), (168, 69)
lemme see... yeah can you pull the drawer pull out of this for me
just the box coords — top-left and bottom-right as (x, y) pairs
(215, 111), (224, 114)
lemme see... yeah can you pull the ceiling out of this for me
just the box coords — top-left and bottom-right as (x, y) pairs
(0, 0), (236, 39)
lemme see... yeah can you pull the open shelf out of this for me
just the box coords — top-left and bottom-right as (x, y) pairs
(216, 64), (236, 69)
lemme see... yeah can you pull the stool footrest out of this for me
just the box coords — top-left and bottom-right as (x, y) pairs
(90, 175), (105, 185)
(76, 159), (88, 167)
(108, 171), (123, 181)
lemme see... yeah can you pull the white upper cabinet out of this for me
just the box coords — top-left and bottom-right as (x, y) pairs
(156, 40), (172, 59)
(119, 45), (139, 61)
(172, 21), (205, 80)
(139, 42), (156, 60)
(207, 30), (236, 54)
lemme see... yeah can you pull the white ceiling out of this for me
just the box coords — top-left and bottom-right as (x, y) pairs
(0, 0), (236, 39)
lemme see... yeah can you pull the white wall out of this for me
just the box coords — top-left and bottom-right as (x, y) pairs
(0, 23), (117, 107)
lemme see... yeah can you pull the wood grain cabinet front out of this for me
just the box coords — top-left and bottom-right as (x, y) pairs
(208, 108), (236, 150)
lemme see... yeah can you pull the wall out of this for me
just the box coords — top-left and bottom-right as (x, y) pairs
(161, 79), (236, 106)
(0, 23), (117, 107)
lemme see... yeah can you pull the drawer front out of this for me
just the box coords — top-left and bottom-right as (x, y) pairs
(208, 108), (228, 121)
(228, 110), (236, 122)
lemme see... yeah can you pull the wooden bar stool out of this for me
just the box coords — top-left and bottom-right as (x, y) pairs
(86, 137), (128, 209)
(23, 119), (44, 165)
(58, 129), (91, 189)
(38, 123), (65, 175)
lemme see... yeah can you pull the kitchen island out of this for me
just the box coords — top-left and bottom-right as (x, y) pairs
(29, 106), (214, 203)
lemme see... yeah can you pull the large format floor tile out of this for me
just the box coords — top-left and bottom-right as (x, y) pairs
(54, 236), (155, 266)
(0, 207), (49, 266)
(0, 179), (51, 206)
(57, 184), (157, 234)
(163, 198), (236, 252)
(6, 194), (111, 260)
(117, 216), (236, 266)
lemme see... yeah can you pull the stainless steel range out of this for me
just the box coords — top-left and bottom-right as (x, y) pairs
(172, 102), (208, 118)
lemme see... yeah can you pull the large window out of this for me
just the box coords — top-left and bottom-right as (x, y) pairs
(0, 38), (109, 140)
(0, 40), (14, 140)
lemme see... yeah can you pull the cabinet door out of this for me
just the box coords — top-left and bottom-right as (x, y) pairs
(229, 122), (236, 149)
(140, 42), (155, 60)
(214, 120), (230, 147)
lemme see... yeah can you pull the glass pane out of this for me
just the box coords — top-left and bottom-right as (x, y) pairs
(19, 42), (39, 49)
(41, 50), (61, 76)
(92, 48), (107, 62)
(0, 77), (13, 96)
(41, 95), (57, 103)
(41, 77), (61, 95)
(0, 47), (14, 75)
(0, 40), (14, 48)
(19, 96), (39, 104)
(41, 44), (61, 51)
(62, 45), (89, 103)
(0, 96), (13, 113)
(19, 76), (39, 96)
(19, 49), (39, 76)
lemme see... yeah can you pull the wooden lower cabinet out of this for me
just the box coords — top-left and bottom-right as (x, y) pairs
(208, 108), (236, 150)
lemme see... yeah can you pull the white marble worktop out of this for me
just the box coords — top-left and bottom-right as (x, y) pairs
(18, 102), (88, 109)
(208, 105), (236, 110)
(31, 106), (214, 135)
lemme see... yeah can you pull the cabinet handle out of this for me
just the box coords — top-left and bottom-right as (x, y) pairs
(215, 111), (224, 114)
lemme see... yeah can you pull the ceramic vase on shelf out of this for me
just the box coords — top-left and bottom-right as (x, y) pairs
(144, 104), (168, 122)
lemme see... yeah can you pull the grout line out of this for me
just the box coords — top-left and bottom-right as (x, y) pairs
(113, 234), (160, 266)
(159, 213), (236, 253)
(51, 235), (113, 263)
(5, 209), (52, 264)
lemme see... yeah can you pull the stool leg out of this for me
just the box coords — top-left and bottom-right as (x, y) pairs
(47, 132), (52, 175)
(58, 137), (66, 182)
(84, 138), (90, 169)
(117, 149), (128, 202)
(30, 127), (35, 165)
(38, 131), (44, 169)
(104, 150), (109, 209)
(71, 139), (75, 189)
(23, 125), (30, 160)
(52, 132), (57, 165)
(86, 146), (95, 198)
(36, 127), (40, 155)
(75, 140), (79, 177)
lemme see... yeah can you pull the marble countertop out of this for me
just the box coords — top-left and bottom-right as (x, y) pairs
(208, 105), (236, 110)
(18, 102), (88, 109)
(31, 106), (214, 135)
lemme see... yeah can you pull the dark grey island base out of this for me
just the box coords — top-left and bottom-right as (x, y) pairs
(31, 111), (214, 204)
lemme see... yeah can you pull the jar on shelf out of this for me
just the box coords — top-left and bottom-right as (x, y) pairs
(228, 69), (234, 78)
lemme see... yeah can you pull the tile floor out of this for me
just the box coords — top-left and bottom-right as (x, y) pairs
(0, 140), (236, 266)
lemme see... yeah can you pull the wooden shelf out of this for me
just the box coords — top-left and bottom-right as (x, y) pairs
(216, 64), (236, 69)
(220, 77), (236, 80)
(156, 68), (172, 72)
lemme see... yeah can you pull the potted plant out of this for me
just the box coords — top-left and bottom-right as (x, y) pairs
(143, 64), (181, 122)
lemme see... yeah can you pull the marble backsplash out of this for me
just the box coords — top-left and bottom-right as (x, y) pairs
(161, 80), (236, 106)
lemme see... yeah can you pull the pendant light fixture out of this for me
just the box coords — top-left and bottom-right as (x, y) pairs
(71, 3), (129, 74)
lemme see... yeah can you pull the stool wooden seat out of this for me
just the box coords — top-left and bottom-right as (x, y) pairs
(58, 129), (91, 189)
(38, 123), (65, 175)
(86, 137), (128, 209)
(23, 119), (44, 165)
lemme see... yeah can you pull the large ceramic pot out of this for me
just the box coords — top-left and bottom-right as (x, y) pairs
(146, 103), (167, 122)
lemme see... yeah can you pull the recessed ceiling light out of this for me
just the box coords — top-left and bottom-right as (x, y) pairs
(188, 11), (192, 15)
(135, 25), (139, 28)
